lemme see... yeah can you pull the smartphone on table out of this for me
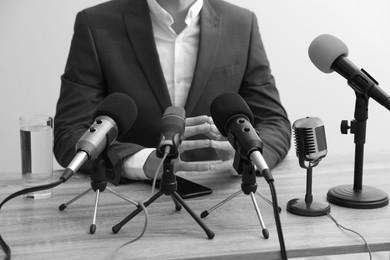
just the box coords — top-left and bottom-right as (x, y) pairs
(144, 176), (212, 199)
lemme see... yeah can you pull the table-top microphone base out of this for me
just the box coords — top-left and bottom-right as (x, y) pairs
(287, 198), (331, 217)
(327, 184), (389, 209)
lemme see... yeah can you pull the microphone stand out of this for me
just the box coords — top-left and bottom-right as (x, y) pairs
(287, 151), (330, 216)
(200, 155), (280, 239)
(59, 152), (138, 234)
(112, 156), (215, 239)
(327, 91), (389, 208)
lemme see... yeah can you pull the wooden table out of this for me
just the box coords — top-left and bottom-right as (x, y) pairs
(1, 151), (390, 259)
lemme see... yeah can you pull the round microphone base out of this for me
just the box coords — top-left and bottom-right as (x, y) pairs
(327, 185), (389, 209)
(287, 198), (331, 217)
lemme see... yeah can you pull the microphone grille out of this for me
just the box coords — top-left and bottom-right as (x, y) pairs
(294, 128), (316, 156)
(94, 93), (138, 137)
(293, 117), (327, 162)
(308, 34), (349, 74)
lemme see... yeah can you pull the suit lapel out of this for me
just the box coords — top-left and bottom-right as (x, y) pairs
(122, 0), (171, 110)
(185, 1), (221, 115)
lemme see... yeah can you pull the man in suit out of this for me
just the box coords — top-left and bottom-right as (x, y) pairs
(54, 0), (291, 180)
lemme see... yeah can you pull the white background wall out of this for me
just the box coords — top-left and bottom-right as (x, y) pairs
(1, 0), (390, 173)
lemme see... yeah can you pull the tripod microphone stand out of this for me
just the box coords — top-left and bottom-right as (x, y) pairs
(112, 156), (215, 239)
(59, 153), (138, 234)
(200, 156), (280, 239)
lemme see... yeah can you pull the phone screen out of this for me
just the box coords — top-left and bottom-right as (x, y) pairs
(145, 176), (212, 199)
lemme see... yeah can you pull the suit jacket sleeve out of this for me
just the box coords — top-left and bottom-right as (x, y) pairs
(53, 11), (143, 173)
(239, 13), (291, 168)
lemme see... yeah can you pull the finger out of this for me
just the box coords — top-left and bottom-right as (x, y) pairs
(184, 123), (222, 140)
(179, 139), (233, 152)
(174, 161), (211, 172)
(209, 140), (233, 151)
(184, 123), (211, 139)
(180, 139), (211, 152)
(208, 160), (234, 172)
(175, 160), (234, 172)
(207, 123), (223, 140)
(185, 115), (210, 126)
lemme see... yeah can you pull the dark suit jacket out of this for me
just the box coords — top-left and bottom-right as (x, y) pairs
(54, 0), (291, 174)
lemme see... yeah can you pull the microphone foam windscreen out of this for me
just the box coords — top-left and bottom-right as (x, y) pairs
(210, 92), (254, 136)
(162, 106), (186, 120)
(94, 93), (138, 136)
(308, 34), (349, 73)
(160, 106), (186, 136)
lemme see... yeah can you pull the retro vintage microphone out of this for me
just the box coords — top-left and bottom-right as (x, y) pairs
(287, 117), (331, 216)
(309, 34), (389, 209)
(58, 92), (139, 234)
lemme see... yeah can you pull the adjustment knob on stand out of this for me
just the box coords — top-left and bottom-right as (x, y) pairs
(340, 120), (350, 134)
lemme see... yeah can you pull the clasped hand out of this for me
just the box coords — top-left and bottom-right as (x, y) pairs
(173, 115), (237, 175)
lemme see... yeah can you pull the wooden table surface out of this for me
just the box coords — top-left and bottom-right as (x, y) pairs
(1, 151), (390, 260)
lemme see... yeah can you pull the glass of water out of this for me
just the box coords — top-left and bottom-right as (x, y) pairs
(19, 115), (53, 199)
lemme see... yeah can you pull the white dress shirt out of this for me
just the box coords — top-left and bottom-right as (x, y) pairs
(123, 0), (203, 180)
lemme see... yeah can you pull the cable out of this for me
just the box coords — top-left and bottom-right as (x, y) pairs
(327, 213), (372, 260)
(105, 202), (148, 260)
(0, 234), (10, 260)
(268, 179), (288, 260)
(0, 180), (63, 209)
(0, 178), (65, 260)
(107, 151), (168, 259)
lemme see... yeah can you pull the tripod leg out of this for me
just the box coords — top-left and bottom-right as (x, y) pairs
(201, 190), (242, 218)
(171, 194), (182, 211)
(256, 191), (282, 213)
(112, 191), (163, 234)
(250, 192), (269, 239)
(105, 187), (138, 206)
(171, 191), (215, 239)
(59, 188), (93, 210)
(90, 189), (101, 234)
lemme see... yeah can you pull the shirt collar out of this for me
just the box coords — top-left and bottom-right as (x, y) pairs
(147, 0), (203, 27)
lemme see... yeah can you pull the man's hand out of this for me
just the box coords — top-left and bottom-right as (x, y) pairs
(174, 115), (237, 174)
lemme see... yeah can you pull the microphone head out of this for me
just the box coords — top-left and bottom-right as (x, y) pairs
(308, 34), (349, 73)
(94, 93), (138, 137)
(157, 106), (186, 158)
(210, 92), (254, 136)
(293, 117), (327, 163)
(161, 106), (186, 123)
(160, 106), (186, 139)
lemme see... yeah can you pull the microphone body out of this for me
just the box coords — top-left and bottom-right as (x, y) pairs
(309, 34), (390, 111)
(62, 93), (137, 180)
(77, 116), (118, 159)
(293, 117), (327, 168)
(68, 116), (119, 174)
(226, 115), (263, 161)
(157, 106), (186, 159)
(210, 93), (272, 181)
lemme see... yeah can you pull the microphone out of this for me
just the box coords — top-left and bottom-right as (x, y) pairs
(62, 93), (137, 181)
(211, 93), (287, 259)
(287, 116), (331, 216)
(156, 106), (186, 159)
(293, 116), (327, 168)
(210, 92), (272, 182)
(308, 34), (390, 111)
